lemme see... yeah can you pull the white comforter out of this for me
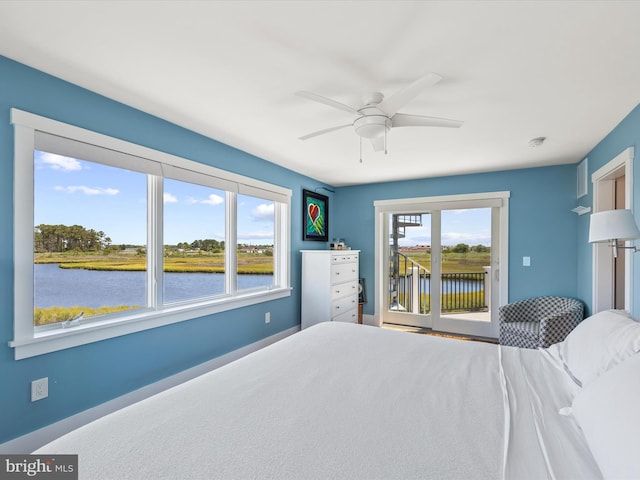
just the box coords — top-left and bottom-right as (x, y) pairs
(36, 322), (601, 479)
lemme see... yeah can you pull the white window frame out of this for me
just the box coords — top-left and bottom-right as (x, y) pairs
(10, 108), (292, 360)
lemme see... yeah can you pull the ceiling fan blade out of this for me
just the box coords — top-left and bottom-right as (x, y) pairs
(378, 72), (443, 116)
(370, 136), (385, 152)
(392, 113), (463, 129)
(295, 91), (359, 115)
(299, 123), (352, 140)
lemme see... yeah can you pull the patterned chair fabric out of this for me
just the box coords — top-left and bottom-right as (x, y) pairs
(499, 296), (584, 349)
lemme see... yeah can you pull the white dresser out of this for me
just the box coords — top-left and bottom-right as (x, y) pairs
(301, 250), (360, 329)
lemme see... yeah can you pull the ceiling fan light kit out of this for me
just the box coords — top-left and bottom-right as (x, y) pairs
(353, 111), (391, 139)
(296, 72), (463, 159)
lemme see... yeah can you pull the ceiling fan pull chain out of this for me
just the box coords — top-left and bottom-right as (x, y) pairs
(359, 137), (363, 163)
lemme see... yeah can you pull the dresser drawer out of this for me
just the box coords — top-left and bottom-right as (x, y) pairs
(332, 294), (358, 317)
(333, 308), (358, 323)
(331, 279), (358, 300)
(331, 252), (359, 264)
(331, 262), (358, 283)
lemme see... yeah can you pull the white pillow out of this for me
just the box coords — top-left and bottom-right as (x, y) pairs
(547, 309), (640, 386)
(570, 353), (640, 479)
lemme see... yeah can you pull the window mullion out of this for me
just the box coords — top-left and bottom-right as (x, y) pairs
(273, 203), (289, 288)
(226, 191), (237, 296)
(272, 204), (281, 288)
(148, 175), (164, 308)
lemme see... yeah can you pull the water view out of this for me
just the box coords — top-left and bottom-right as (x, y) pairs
(35, 263), (273, 308)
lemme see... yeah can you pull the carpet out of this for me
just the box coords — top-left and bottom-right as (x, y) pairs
(382, 324), (498, 344)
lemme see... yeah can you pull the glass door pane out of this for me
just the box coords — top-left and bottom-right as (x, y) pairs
(386, 213), (433, 329)
(435, 208), (494, 336)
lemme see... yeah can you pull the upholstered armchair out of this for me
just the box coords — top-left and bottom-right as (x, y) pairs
(499, 296), (584, 349)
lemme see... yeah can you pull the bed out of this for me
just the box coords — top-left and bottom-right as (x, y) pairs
(35, 310), (640, 479)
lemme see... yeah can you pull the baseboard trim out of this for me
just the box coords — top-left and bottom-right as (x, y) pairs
(0, 325), (299, 454)
(362, 313), (377, 326)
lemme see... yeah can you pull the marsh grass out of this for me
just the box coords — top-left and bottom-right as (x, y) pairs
(34, 305), (141, 326)
(400, 251), (490, 273)
(35, 252), (274, 274)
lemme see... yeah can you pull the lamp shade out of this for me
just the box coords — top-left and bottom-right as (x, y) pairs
(588, 209), (640, 243)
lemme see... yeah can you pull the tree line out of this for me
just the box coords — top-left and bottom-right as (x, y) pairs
(447, 243), (490, 253)
(34, 224), (269, 255)
(174, 239), (225, 253)
(35, 224), (112, 253)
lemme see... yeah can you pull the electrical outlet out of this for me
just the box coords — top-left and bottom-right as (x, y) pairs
(265, 312), (271, 324)
(31, 377), (48, 402)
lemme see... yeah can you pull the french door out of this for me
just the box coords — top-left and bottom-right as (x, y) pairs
(374, 192), (509, 338)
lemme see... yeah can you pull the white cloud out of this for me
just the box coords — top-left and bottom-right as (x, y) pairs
(164, 192), (178, 203)
(251, 203), (274, 220)
(399, 231), (491, 247)
(202, 193), (224, 205)
(54, 185), (119, 196)
(39, 152), (82, 172)
(182, 194), (224, 206)
(441, 231), (491, 246)
(238, 231), (274, 242)
(400, 234), (431, 247)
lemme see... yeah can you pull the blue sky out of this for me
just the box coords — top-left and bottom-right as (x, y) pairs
(396, 209), (492, 247)
(34, 150), (275, 246)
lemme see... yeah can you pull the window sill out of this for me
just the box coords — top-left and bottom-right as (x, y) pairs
(9, 287), (292, 360)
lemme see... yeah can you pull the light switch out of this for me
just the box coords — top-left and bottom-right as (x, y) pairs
(523, 256), (531, 267)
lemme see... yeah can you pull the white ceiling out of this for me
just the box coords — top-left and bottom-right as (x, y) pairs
(1, 1), (639, 187)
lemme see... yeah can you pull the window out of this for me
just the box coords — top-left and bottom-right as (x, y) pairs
(34, 152), (149, 326)
(577, 158), (588, 198)
(11, 109), (291, 359)
(163, 177), (227, 303)
(236, 193), (276, 292)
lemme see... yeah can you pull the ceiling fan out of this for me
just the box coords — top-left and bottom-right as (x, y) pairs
(296, 72), (463, 155)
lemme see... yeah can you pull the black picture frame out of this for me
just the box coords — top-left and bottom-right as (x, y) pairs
(302, 189), (329, 241)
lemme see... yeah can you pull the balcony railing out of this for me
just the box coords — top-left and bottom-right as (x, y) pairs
(389, 252), (489, 314)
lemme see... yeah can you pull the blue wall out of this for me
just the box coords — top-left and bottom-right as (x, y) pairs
(333, 165), (580, 316)
(0, 55), (333, 444)
(575, 104), (640, 315)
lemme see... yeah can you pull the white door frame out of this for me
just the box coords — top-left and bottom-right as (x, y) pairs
(373, 191), (509, 337)
(591, 147), (634, 313)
